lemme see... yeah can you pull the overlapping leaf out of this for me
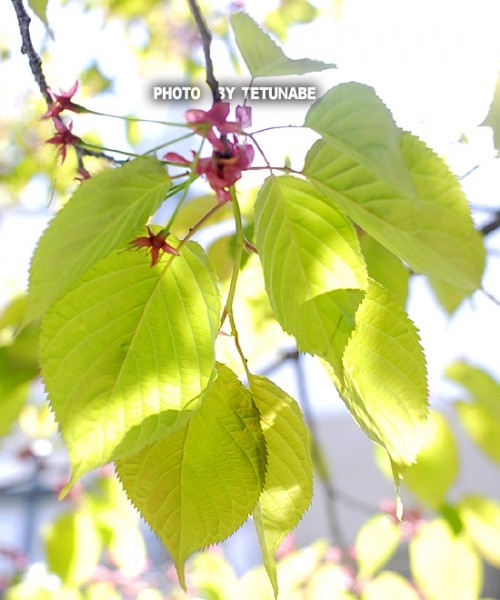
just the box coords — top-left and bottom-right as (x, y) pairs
(250, 375), (313, 597)
(341, 280), (428, 471)
(230, 12), (334, 77)
(26, 157), (171, 324)
(40, 242), (220, 486)
(305, 83), (415, 197)
(304, 134), (485, 292)
(254, 175), (367, 377)
(116, 364), (267, 588)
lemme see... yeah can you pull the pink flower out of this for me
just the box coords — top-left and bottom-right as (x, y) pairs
(130, 226), (179, 266)
(43, 81), (82, 119)
(185, 102), (252, 152)
(46, 118), (81, 164)
(164, 152), (193, 165)
(196, 139), (254, 203)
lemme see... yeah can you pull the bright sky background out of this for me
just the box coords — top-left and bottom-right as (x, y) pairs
(1, 0), (500, 410)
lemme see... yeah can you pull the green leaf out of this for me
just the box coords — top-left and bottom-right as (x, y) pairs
(116, 364), (267, 588)
(481, 69), (500, 151)
(341, 280), (428, 472)
(304, 133), (485, 292)
(305, 83), (415, 197)
(402, 410), (459, 509)
(455, 401), (500, 463)
(362, 572), (420, 600)
(428, 276), (471, 314)
(446, 360), (500, 418)
(28, 0), (48, 26)
(254, 175), (367, 378)
(356, 514), (401, 579)
(230, 12), (334, 78)
(44, 508), (101, 585)
(265, 0), (318, 42)
(410, 519), (483, 600)
(40, 242), (220, 486)
(458, 495), (500, 568)
(250, 376), (313, 597)
(26, 157), (171, 324)
(358, 232), (409, 307)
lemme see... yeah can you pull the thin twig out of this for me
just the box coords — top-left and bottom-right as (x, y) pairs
(480, 211), (500, 236)
(10, 0), (52, 105)
(186, 0), (221, 103)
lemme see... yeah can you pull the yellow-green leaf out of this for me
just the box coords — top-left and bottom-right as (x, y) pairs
(458, 495), (500, 568)
(116, 364), (266, 588)
(362, 571), (420, 600)
(356, 514), (401, 579)
(250, 376), (313, 597)
(40, 242), (220, 486)
(409, 519), (483, 600)
(26, 157), (171, 324)
(230, 12), (334, 78)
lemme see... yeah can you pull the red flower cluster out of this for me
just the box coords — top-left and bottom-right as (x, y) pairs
(130, 226), (179, 266)
(165, 101), (254, 203)
(46, 118), (81, 164)
(43, 81), (82, 119)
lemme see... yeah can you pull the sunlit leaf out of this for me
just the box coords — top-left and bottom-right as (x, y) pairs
(26, 157), (171, 324)
(446, 360), (500, 418)
(308, 564), (358, 599)
(251, 376), (313, 596)
(458, 495), (500, 567)
(230, 12), (335, 77)
(44, 509), (101, 586)
(402, 410), (459, 509)
(304, 133), (485, 292)
(116, 364), (266, 588)
(409, 519), (483, 600)
(356, 514), (401, 579)
(40, 242), (220, 486)
(362, 571), (420, 600)
(455, 401), (500, 463)
(341, 280), (428, 472)
(481, 69), (500, 151)
(28, 0), (48, 26)
(305, 83), (415, 196)
(254, 175), (367, 378)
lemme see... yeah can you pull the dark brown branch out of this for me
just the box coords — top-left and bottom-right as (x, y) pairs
(480, 211), (500, 236)
(186, 0), (221, 103)
(10, 0), (52, 106)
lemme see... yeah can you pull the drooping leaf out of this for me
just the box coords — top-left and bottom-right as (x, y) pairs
(458, 495), (500, 568)
(230, 12), (335, 78)
(409, 519), (483, 600)
(44, 509), (101, 586)
(250, 375), (313, 597)
(341, 280), (428, 472)
(116, 364), (267, 588)
(40, 242), (220, 486)
(304, 134), (485, 293)
(26, 157), (171, 324)
(358, 232), (409, 307)
(28, 0), (49, 26)
(446, 360), (500, 418)
(356, 514), (401, 579)
(401, 410), (459, 509)
(305, 83), (415, 197)
(362, 572), (420, 600)
(254, 175), (367, 378)
(481, 69), (500, 151)
(455, 401), (500, 463)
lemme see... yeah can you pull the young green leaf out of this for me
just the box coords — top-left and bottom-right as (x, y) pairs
(362, 572), (421, 600)
(341, 280), (428, 472)
(401, 410), (459, 509)
(455, 402), (500, 463)
(410, 519), (483, 600)
(481, 69), (500, 151)
(305, 83), (415, 197)
(304, 134), (485, 292)
(254, 175), (367, 378)
(116, 364), (267, 589)
(356, 514), (401, 579)
(458, 495), (500, 568)
(446, 360), (500, 418)
(250, 375), (313, 597)
(40, 242), (220, 487)
(26, 157), (171, 324)
(230, 12), (334, 78)
(28, 0), (49, 26)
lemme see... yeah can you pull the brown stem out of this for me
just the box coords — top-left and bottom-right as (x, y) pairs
(186, 0), (221, 103)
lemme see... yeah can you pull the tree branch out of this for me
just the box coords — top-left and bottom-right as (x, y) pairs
(480, 211), (500, 236)
(10, 0), (52, 106)
(186, 0), (221, 103)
